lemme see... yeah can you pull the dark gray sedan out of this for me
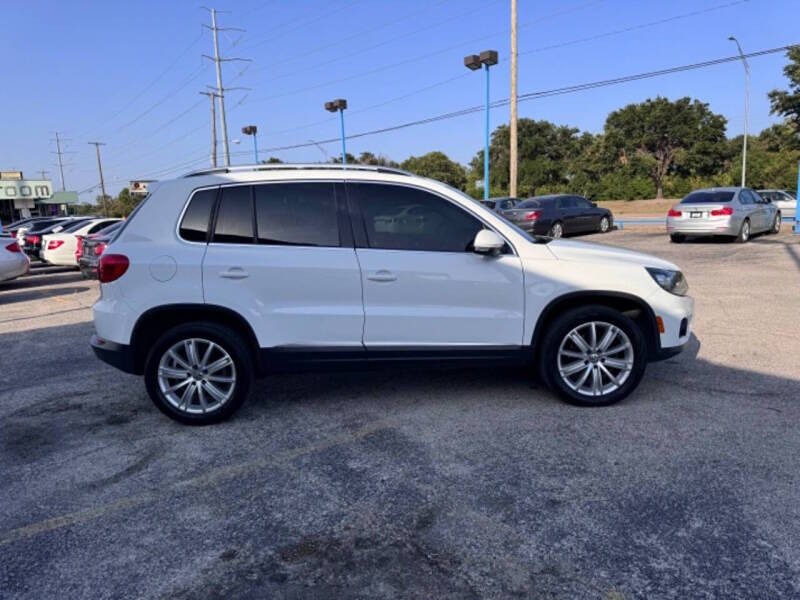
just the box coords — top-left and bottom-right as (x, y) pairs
(501, 194), (613, 238)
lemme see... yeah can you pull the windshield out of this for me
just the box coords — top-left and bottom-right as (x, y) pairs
(681, 191), (735, 204)
(61, 220), (91, 233)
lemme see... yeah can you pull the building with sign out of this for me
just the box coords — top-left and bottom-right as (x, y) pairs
(0, 171), (77, 222)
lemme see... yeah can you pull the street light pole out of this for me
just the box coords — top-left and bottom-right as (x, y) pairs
(325, 99), (348, 167)
(465, 50), (498, 200)
(728, 36), (750, 188)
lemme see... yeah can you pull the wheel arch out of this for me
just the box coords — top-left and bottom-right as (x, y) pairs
(531, 291), (661, 361)
(130, 304), (262, 376)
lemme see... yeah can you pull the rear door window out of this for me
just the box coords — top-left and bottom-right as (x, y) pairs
(254, 182), (339, 247)
(213, 186), (255, 244)
(179, 189), (217, 242)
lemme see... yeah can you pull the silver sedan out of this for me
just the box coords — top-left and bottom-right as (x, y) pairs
(667, 187), (780, 243)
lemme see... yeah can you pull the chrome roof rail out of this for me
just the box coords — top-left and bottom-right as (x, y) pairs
(182, 163), (412, 178)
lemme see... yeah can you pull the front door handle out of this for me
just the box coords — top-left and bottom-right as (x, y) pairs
(367, 270), (397, 282)
(220, 268), (249, 280)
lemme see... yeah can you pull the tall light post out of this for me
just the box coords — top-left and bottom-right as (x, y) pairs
(242, 125), (258, 163)
(728, 36), (750, 188)
(465, 50), (498, 200)
(325, 99), (348, 166)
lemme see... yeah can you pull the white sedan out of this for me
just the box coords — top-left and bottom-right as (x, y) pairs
(0, 236), (29, 282)
(41, 218), (120, 266)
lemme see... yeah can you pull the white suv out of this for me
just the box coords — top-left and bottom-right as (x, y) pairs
(91, 165), (693, 424)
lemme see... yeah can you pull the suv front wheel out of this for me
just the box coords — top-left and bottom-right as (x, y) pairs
(144, 322), (253, 424)
(539, 305), (647, 407)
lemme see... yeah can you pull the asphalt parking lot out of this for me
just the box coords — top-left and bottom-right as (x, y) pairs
(2, 228), (800, 599)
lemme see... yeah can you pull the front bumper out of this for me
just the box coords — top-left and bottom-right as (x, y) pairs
(91, 334), (138, 374)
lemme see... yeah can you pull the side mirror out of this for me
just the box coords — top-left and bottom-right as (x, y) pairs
(591, 202), (598, 208)
(473, 229), (504, 255)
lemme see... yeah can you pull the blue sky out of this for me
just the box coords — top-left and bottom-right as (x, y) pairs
(2, 0), (797, 198)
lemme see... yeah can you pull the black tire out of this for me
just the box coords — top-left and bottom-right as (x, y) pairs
(144, 321), (254, 425)
(770, 213), (781, 234)
(735, 219), (750, 243)
(670, 233), (685, 244)
(538, 305), (648, 407)
(549, 221), (564, 238)
(598, 216), (611, 233)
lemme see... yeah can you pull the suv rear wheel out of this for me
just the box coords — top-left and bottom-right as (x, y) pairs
(539, 305), (647, 407)
(144, 322), (253, 424)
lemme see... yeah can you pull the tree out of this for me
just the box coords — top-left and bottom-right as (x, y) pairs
(261, 156), (283, 164)
(356, 151), (399, 167)
(603, 97), (727, 198)
(400, 151), (466, 189)
(768, 47), (800, 143)
(469, 119), (585, 196)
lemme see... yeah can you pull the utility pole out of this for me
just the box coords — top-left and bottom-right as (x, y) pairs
(52, 132), (68, 191)
(199, 91), (219, 167)
(88, 142), (108, 216)
(509, 0), (518, 198)
(203, 8), (249, 167)
(38, 170), (49, 180)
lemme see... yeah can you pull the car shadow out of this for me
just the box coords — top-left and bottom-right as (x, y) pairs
(0, 271), (85, 291)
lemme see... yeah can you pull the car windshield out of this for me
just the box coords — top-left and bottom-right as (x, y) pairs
(516, 199), (541, 209)
(681, 191), (735, 204)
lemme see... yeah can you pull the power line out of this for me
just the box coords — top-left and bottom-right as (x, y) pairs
(253, 43), (798, 154)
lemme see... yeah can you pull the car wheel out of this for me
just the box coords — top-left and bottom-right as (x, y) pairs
(735, 219), (750, 243)
(599, 216), (610, 233)
(539, 305), (647, 407)
(144, 322), (253, 425)
(549, 221), (563, 238)
(771, 213), (781, 234)
(670, 234), (685, 243)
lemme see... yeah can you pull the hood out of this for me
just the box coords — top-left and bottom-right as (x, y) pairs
(546, 238), (679, 271)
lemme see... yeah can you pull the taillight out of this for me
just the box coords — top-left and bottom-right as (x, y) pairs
(711, 206), (733, 216)
(98, 254), (129, 283)
(94, 242), (107, 256)
(667, 209), (682, 217)
(524, 210), (541, 220)
(47, 239), (64, 250)
(75, 236), (83, 259)
(5, 242), (21, 253)
(27, 235), (41, 245)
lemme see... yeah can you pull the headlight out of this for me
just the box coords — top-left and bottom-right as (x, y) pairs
(646, 267), (688, 296)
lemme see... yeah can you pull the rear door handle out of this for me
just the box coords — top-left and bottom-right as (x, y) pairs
(220, 268), (249, 280)
(367, 270), (397, 282)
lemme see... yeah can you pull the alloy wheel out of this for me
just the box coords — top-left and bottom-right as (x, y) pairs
(551, 222), (563, 238)
(774, 214), (781, 233)
(741, 220), (750, 242)
(600, 217), (610, 233)
(557, 321), (634, 397)
(157, 338), (236, 414)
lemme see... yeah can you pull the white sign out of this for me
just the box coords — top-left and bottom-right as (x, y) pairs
(0, 179), (52, 200)
(130, 180), (153, 196)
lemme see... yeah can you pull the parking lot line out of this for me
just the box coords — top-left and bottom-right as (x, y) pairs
(0, 417), (393, 547)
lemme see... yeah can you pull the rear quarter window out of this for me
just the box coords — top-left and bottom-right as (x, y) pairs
(179, 189), (217, 242)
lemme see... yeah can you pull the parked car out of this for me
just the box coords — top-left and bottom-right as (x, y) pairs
(482, 197), (520, 212)
(90, 164), (693, 424)
(0, 236), (29, 283)
(757, 189), (796, 218)
(78, 222), (122, 279)
(21, 218), (93, 259)
(501, 194), (613, 238)
(41, 218), (121, 266)
(667, 187), (780, 243)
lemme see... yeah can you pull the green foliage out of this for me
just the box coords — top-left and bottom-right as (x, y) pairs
(603, 97), (727, 198)
(401, 151), (466, 190)
(768, 47), (800, 144)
